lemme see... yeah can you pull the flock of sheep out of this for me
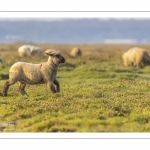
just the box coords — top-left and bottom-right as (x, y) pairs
(17, 45), (82, 58)
(0, 44), (150, 97)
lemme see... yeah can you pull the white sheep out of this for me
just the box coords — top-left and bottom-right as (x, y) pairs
(18, 45), (44, 57)
(2, 49), (65, 96)
(122, 47), (150, 68)
(70, 47), (82, 57)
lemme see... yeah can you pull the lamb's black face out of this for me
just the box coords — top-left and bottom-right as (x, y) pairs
(52, 53), (65, 65)
(46, 50), (66, 65)
(61, 56), (65, 63)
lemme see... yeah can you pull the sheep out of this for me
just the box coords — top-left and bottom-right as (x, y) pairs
(18, 45), (44, 57)
(0, 57), (4, 63)
(70, 47), (82, 57)
(122, 51), (134, 67)
(122, 47), (150, 68)
(2, 49), (65, 97)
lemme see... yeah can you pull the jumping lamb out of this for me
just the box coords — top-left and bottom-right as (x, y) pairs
(2, 49), (65, 96)
(70, 47), (82, 57)
(18, 45), (44, 57)
(122, 47), (150, 68)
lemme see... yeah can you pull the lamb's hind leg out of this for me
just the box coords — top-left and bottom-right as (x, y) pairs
(3, 79), (16, 96)
(19, 81), (28, 96)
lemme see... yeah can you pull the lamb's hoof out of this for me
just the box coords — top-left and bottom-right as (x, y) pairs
(22, 94), (29, 97)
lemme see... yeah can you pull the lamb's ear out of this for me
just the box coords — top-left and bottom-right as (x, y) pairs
(46, 51), (54, 56)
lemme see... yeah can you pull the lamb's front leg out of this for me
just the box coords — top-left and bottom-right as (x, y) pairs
(47, 81), (57, 93)
(53, 79), (60, 92)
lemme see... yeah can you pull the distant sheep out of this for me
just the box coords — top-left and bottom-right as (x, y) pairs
(122, 47), (150, 68)
(0, 57), (4, 63)
(18, 45), (44, 57)
(70, 47), (82, 57)
(3, 49), (65, 96)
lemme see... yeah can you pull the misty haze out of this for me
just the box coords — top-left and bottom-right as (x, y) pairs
(0, 18), (150, 44)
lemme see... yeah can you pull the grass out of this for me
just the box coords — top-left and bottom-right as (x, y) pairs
(1, 43), (150, 132)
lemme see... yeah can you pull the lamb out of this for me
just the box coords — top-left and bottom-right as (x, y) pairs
(122, 47), (150, 68)
(70, 47), (82, 57)
(18, 45), (44, 57)
(2, 49), (65, 96)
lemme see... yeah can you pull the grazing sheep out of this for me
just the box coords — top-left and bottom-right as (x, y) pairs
(3, 49), (65, 96)
(70, 47), (82, 57)
(18, 45), (44, 57)
(0, 57), (4, 63)
(122, 47), (150, 68)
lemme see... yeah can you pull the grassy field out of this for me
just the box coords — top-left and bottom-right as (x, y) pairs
(1, 43), (150, 132)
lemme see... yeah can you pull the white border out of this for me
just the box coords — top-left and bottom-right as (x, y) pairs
(0, 133), (150, 150)
(0, 0), (149, 11)
(0, 12), (150, 19)
(0, 133), (150, 138)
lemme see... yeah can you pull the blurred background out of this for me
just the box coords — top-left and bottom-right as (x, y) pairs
(0, 18), (149, 44)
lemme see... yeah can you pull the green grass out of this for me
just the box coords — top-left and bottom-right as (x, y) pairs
(1, 43), (150, 132)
